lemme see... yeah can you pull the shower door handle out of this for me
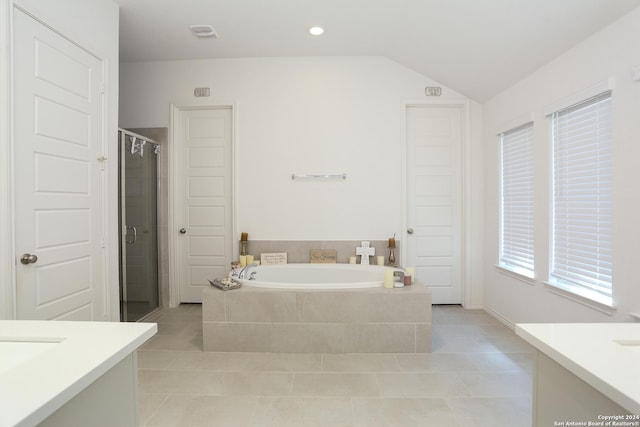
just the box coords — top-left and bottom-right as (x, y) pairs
(125, 225), (137, 244)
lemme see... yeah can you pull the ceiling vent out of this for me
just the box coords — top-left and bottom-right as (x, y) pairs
(190, 25), (218, 38)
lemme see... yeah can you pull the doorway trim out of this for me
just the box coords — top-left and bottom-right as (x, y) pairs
(0, 0), (14, 319)
(401, 99), (473, 308)
(168, 103), (237, 307)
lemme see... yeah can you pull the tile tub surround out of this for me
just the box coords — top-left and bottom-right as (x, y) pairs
(203, 285), (431, 353)
(240, 240), (400, 265)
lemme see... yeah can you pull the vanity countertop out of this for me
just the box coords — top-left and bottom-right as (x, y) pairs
(0, 320), (156, 427)
(516, 322), (640, 414)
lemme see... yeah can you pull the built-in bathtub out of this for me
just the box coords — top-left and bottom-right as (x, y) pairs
(233, 263), (402, 289)
(203, 263), (432, 353)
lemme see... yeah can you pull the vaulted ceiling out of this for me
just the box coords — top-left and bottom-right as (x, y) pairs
(114, 0), (640, 102)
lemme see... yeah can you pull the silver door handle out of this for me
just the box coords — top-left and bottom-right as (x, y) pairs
(20, 253), (38, 265)
(125, 225), (137, 244)
(407, 228), (414, 234)
(179, 228), (187, 234)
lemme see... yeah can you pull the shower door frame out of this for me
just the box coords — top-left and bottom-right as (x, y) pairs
(119, 128), (161, 321)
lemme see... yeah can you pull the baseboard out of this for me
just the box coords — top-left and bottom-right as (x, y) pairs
(483, 306), (516, 331)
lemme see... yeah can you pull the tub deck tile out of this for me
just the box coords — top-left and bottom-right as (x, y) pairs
(202, 284), (432, 353)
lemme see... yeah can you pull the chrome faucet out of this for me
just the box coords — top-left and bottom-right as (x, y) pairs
(238, 262), (258, 279)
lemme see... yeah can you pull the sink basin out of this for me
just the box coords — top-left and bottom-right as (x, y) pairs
(0, 338), (61, 375)
(614, 340), (640, 356)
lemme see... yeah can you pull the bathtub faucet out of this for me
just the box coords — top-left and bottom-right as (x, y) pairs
(238, 262), (258, 279)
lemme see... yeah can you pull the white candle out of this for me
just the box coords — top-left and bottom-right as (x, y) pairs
(349, 256), (356, 264)
(383, 270), (394, 288)
(405, 267), (415, 283)
(246, 255), (254, 264)
(377, 256), (384, 266)
(239, 255), (247, 267)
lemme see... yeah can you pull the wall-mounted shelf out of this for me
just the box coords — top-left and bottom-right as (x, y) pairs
(291, 173), (347, 181)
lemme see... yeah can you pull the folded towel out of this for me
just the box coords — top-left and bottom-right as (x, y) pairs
(209, 277), (242, 291)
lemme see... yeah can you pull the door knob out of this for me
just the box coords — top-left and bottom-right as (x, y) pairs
(407, 228), (414, 235)
(20, 253), (38, 265)
(179, 228), (187, 234)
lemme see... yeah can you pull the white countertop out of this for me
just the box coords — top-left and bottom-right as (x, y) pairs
(516, 323), (640, 414)
(0, 320), (157, 427)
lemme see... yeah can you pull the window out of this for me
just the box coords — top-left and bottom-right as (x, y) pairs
(499, 122), (535, 278)
(550, 91), (613, 306)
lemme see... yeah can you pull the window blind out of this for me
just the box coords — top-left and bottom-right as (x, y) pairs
(550, 91), (612, 304)
(500, 122), (535, 277)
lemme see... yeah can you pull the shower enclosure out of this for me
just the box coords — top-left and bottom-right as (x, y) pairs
(118, 129), (160, 321)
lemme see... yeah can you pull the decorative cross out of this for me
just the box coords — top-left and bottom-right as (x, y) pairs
(355, 241), (375, 265)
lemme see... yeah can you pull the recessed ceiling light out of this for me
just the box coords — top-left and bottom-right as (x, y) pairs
(309, 26), (324, 36)
(190, 25), (218, 38)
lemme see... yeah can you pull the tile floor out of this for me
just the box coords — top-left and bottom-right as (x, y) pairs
(137, 304), (534, 427)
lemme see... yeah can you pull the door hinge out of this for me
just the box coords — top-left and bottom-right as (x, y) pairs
(100, 82), (105, 94)
(101, 236), (106, 248)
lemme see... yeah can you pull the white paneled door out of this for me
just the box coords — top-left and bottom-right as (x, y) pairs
(176, 108), (233, 302)
(406, 105), (463, 304)
(13, 10), (107, 320)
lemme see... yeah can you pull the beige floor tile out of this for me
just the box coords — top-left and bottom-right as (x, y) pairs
(431, 336), (501, 353)
(432, 324), (488, 338)
(471, 351), (534, 373)
(145, 395), (258, 427)
(138, 393), (169, 426)
(446, 397), (532, 427)
(154, 320), (192, 335)
(376, 372), (471, 398)
(394, 353), (479, 372)
(165, 351), (250, 371)
(137, 304), (535, 426)
(457, 371), (532, 397)
(479, 336), (535, 353)
(352, 398), (462, 427)
(138, 370), (225, 395)
(137, 350), (181, 370)
(153, 308), (202, 324)
(322, 353), (401, 372)
(142, 334), (203, 351)
(252, 397), (355, 427)
(476, 322), (517, 337)
(244, 353), (322, 372)
(292, 373), (380, 397)
(221, 372), (294, 396)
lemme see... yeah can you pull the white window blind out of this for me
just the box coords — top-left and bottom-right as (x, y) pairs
(550, 91), (613, 305)
(500, 122), (535, 277)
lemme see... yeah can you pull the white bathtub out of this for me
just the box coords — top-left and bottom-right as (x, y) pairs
(231, 263), (401, 289)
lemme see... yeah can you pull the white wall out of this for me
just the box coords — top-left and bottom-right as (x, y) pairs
(120, 56), (485, 307)
(0, 0), (119, 319)
(120, 57), (478, 233)
(483, 7), (640, 324)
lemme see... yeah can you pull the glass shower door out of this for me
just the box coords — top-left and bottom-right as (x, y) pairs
(119, 130), (159, 322)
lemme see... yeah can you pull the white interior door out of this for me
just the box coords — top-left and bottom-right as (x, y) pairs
(13, 9), (107, 320)
(405, 105), (463, 304)
(176, 108), (233, 302)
